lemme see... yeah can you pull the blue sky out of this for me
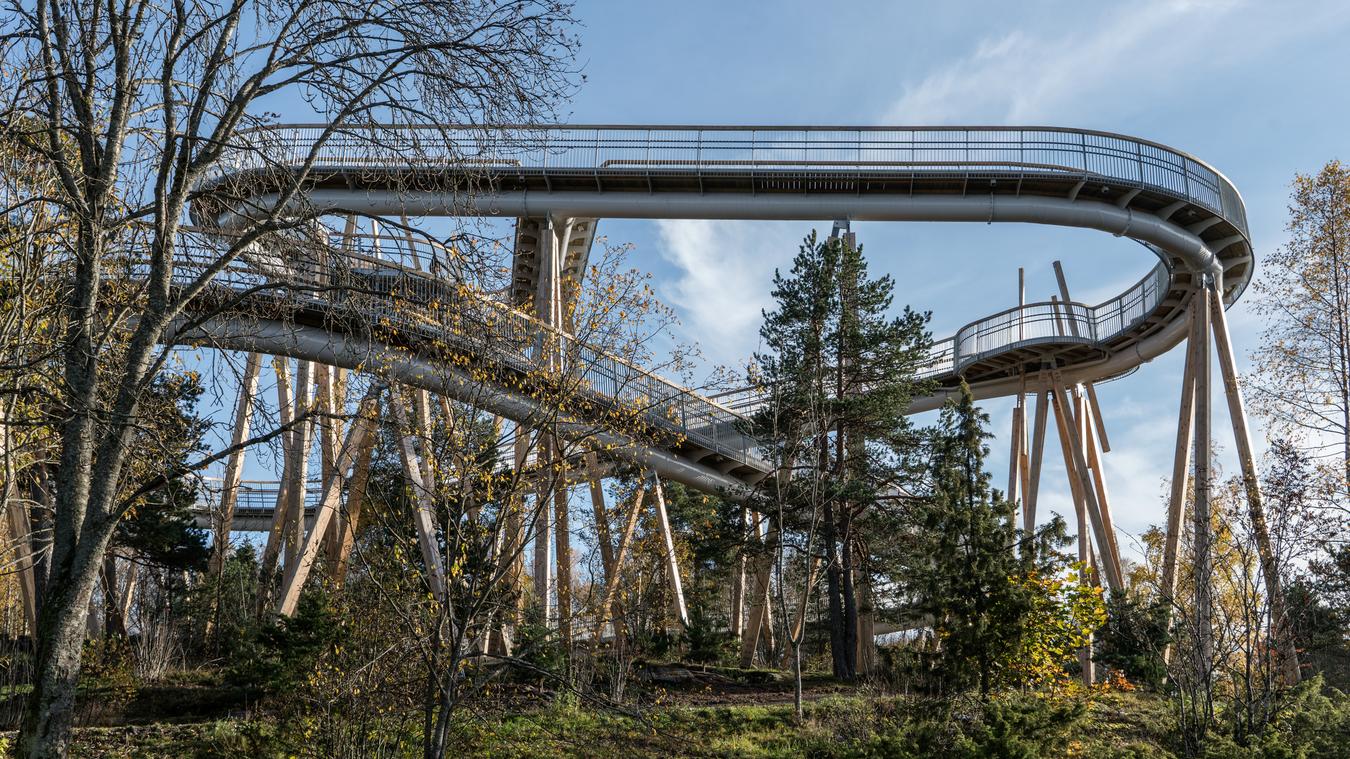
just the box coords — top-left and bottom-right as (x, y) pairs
(205, 0), (1350, 562)
(551, 0), (1350, 555)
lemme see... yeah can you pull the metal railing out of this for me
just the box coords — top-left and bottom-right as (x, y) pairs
(158, 229), (772, 472)
(150, 226), (1173, 474)
(188, 124), (1222, 472)
(212, 125), (1248, 237)
(729, 263), (1172, 415)
(950, 263), (1170, 372)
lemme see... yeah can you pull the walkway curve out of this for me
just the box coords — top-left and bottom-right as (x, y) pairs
(177, 125), (1254, 495)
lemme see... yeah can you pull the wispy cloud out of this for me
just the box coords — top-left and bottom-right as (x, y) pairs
(884, 0), (1245, 124)
(654, 220), (823, 367)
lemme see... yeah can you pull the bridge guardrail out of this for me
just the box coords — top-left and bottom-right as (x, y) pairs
(214, 125), (1248, 239)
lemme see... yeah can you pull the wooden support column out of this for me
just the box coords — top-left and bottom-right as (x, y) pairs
(1162, 304), (1201, 604)
(586, 454), (616, 579)
(283, 360), (316, 570)
(1049, 381), (1096, 685)
(1208, 285), (1300, 683)
(277, 389), (382, 615)
(1058, 259), (1112, 448)
(1050, 373), (1123, 591)
(332, 420), (376, 587)
(584, 452), (629, 641)
(1053, 261), (1081, 337)
(648, 473), (689, 629)
(3, 480), (35, 634)
(210, 353), (262, 576)
(260, 357), (296, 585)
(1024, 375), (1051, 534)
(1084, 383), (1111, 453)
(592, 481), (646, 643)
(1008, 401), (1023, 506)
(855, 560), (876, 676)
(321, 368), (347, 566)
(505, 427), (530, 610)
(1078, 388), (1124, 582)
(117, 560), (137, 626)
(392, 391), (448, 602)
(1192, 284), (1215, 673)
(1052, 394), (1092, 567)
(532, 483), (553, 622)
(739, 512), (777, 668)
(553, 439), (573, 645)
(730, 507), (748, 640)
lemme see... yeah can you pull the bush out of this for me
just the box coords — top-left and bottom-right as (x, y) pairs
(225, 590), (343, 697)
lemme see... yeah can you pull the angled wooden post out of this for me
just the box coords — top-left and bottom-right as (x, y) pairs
(3, 479), (35, 633)
(392, 391), (448, 602)
(1050, 372), (1123, 591)
(739, 512), (779, 668)
(1079, 387), (1124, 582)
(1051, 391), (1091, 564)
(260, 357), (296, 585)
(1024, 374), (1051, 534)
(283, 360), (316, 569)
(209, 352), (262, 577)
(277, 388), (382, 616)
(553, 438), (573, 645)
(321, 367), (347, 565)
(648, 472), (689, 629)
(1008, 401), (1023, 506)
(1084, 383), (1111, 453)
(1208, 285), (1299, 683)
(332, 420), (377, 587)
(1192, 283), (1215, 673)
(585, 454), (616, 578)
(730, 507), (749, 640)
(1162, 303), (1201, 605)
(592, 481), (646, 643)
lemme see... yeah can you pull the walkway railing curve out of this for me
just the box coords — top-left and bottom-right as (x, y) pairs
(212, 124), (1249, 240)
(183, 123), (1253, 483)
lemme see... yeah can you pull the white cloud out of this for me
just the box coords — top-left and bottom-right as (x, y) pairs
(883, 0), (1245, 124)
(654, 219), (821, 367)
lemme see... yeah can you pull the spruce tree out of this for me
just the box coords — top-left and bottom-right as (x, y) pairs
(905, 383), (1033, 698)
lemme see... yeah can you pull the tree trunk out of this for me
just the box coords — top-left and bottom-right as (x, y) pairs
(101, 554), (126, 639)
(19, 532), (110, 758)
(839, 511), (858, 681)
(821, 497), (848, 679)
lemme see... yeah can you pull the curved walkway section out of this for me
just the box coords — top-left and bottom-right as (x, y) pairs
(181, 125), (1254, 492)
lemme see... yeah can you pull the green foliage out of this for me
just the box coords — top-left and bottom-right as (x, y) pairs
(754, 232), (932, 679)
(226, 590), (344, 697)
(900, 384), (1096, 697)
(1096, 589), (1171, 690)
(116, 478), (210, 572)
(513, 605), (566, 681)
(681, 603), (735, 664)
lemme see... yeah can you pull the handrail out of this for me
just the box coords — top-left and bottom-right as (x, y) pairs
(159, 222), (1170, 471)
(208, 124), (1248, 239)
(162, 229), (769, 470)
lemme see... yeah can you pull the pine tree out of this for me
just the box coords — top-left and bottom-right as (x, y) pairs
(755, 232), (930, 679)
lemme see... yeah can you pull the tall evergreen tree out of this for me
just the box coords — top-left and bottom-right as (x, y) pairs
(903, 384), (1067, 698)
(754, 232), (930, 679)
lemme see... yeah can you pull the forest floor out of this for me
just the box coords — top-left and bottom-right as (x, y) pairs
(0, 664), (1186, 758)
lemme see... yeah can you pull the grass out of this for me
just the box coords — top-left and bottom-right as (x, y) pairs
(39, 690), (1188, 758)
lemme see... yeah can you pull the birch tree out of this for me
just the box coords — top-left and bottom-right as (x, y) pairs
(1251, 161), (1350, 511)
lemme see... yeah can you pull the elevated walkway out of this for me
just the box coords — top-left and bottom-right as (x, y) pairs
(178, 125), (1253, 497)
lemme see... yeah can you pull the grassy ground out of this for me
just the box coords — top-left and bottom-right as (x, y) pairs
(8, 688), (1182, 758)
